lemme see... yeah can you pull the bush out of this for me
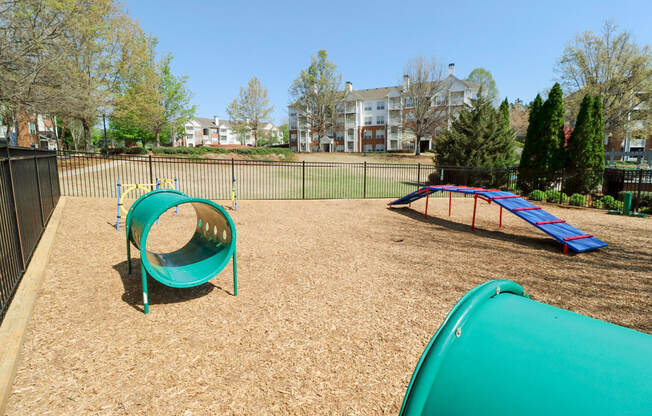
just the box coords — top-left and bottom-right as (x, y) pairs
(613, 200), (624, 212)
(125, 147), (147, 155)
(599, 195), (616, 210)
(569, 193), (586, 206)
(528, 190), (545, 201)
(545, 189), (568, 204)
(617, 191), (652, 210)
(591, 199), (604, 209)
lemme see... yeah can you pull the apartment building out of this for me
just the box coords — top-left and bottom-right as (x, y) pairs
(288, 63), (480, 153)
(604, 92), (651, 158)
(0, 111), (58, 149)
(179, 116), (281, 147)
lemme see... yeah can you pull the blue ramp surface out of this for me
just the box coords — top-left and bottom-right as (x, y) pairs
(389, 185), (607, 253)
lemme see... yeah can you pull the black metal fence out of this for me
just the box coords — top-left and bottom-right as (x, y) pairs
(56, 151), (438, 200)
(56, 151), (651, 210)
(1, 145), (60, 322)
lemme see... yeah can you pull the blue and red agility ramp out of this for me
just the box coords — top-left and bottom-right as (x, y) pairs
(388, 185), (607, 253)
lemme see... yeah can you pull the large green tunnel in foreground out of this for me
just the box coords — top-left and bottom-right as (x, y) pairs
(125, 189), (236, 314)
(399, 280), (652, 416)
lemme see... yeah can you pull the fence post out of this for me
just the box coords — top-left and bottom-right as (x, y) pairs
(417, 163), (421, 189)
(637, 169), (643, 211)
(148, 154), (154, 186)
(6, 146), (25, 270)
(363, 161), (367, 199)
(33, 148), (45, 227)
(302, 160), (305, 199)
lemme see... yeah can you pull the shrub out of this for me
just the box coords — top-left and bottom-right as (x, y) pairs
(545, 189), (568, 203)
(125, 147), (147, 155)
(613, 200), (624, 212)
(591, 199), (604, 209)
(599, 195), (616, 210)
(528, 190), (545, 201)
(569, 193), (586, 206)
(617, 191), (652, 210)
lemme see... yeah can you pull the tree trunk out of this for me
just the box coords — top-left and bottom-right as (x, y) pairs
(415, 136), (421, 156)
(82, 119), (91, 151)
(58, 119), (65, 151)
(155, 128), (160, 147)
(13, 106), (21, 146)
(253, 129), (258, 147)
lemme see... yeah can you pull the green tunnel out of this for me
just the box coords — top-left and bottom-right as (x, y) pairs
(399, 280), (652, 415)
(125, 189), (236, 313)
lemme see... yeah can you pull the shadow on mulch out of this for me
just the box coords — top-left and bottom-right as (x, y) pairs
(112, 260), (230, 313)
(389, 206), (564, 254)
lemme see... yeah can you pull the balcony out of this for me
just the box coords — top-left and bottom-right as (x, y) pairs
(389, 133), (400, 140)
(388, 117), (402, 126)
(389, 102), (401, 110)
(345, 106), (356, 113)
(345, 120), (356, 128)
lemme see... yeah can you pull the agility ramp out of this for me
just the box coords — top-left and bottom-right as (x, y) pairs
(389, 185), (607, 253)
(399, 280), (652, 415)
(125, 189), (237, 314)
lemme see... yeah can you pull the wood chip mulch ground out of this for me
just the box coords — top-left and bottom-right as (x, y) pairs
(5, 197), (651, 415)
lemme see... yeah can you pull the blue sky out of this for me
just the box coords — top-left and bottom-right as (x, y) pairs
(123, 0), (651, 124)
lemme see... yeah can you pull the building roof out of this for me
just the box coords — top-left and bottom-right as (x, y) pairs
(195, 117), (218, 128)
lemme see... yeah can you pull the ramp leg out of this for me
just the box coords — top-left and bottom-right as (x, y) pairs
(563, 244), (568, 254)
(499, 206), (503, 228)
(424, 190), (430, 219)
(448, 192), (452, 216)
(232, 249), (238, 296)
(141, 262), (149, 314)
(472, 194), (478, 230)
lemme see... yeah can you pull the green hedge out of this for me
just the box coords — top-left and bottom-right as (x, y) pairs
(617, 191), (652, 209)
(545, 189), (568, 204)
(569, 194), (586, 206)
(150, 146), (293, 157)
(528, 190), (545, 201)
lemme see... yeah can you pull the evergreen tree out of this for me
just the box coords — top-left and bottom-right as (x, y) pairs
(517, 94), (543, 192)
(499, 98), (510, 131)
(565, 94), (594, 193)
(435, 94), (516, 168)
(540, 83), (566, 172)
(590, 96), (605, 186)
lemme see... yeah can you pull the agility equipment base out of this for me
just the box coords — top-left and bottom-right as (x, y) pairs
(388, 185), (607, 253)
(125, 189), (237, 314)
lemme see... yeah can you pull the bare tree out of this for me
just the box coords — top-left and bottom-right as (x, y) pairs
(556, 21), (652, 138)
(226, 76), (273, 146)
(402, 57), (448, 155)
(289, 50), (341, 150)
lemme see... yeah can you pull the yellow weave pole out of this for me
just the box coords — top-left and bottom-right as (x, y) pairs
(116, 177), (177, 230)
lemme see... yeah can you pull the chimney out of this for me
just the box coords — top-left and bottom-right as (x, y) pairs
(345, 81), (353, 93)
(448, 63), (455, 76)
(403, 74), (410, 91)
(214, 115), (219, 125)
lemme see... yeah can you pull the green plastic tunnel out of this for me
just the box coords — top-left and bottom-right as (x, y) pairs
(399, 280), (652, 415)
(125, 189), (237, 313)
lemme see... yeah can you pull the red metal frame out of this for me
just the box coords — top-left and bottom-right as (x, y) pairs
(492, 195), (521, 200)
(536, 220), (566, 225)
(563, 233), (594, 241)
(512, 206), (541, 211)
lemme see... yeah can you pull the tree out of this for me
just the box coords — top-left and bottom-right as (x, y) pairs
(466, 68), (499, 104)
(557, 21), (652, 138)
(565, 95), (595, 193)
(226, 76), (273, 147)
(434, 93), (516, 168)
(540, 83), (566, 172)
(499, 98), (510, 131)
(402, 57), (448, 155)
(518, 94), (544, 192)
(289, 50), (341, 150)
(509, 100), (530, 143)
(279, 123), (289, 143)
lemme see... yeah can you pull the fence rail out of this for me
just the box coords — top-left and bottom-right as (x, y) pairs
(1, 145), (60, 323)
(56, 151), (651, 210)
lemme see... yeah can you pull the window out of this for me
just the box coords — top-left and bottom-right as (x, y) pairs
(337, 117), (344, 124)
(347, 141), (353, 150)
(435, 95), (446, 105)
(365, 116), (373, 126)
(336, 132), (344, 140)
(291, 133), (297, 141)
(336, 145), (344, 152)
(203, 128), (209, 136)
(376, 101), (385, 110)
(28, 122), (36, 135)
(376, 129), (385, 139)
(376, 116), (385, 125)
(404, 97), (414, 108)
(364, 102), (372, 111)
(312, 132), (318, 140)
(220, 135), (227, 141)
(363, 130), (372, 139)
(406, 112), (416, 121)
(375, 144), (385, 151)
(291, 146), (298, 152)
(364, 144), (373, 152)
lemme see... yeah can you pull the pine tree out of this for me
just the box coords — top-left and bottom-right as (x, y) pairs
(517, 94), (543, 192)
(540, 83), (566, 172)
(435, 94), (516, 168)
(499, 98), (510, 131)
(590, 96), (605, 187)
(565, 94), (594, 193)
